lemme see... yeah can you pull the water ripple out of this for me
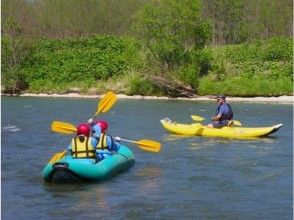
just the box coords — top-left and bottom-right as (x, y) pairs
(2, 125), (21, 132)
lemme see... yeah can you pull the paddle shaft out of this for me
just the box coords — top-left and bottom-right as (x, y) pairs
(120, 138), (137, 145)
(191, 115), (242, 126)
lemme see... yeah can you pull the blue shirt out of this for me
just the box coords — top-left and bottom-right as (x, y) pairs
(92, 124), (120, 152)
(215, 102), (233, 121)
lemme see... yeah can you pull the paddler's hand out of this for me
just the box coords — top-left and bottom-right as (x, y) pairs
(88, 118), (95, 126)
(211, 115), (220, 121)
(114, 137), (121, 142)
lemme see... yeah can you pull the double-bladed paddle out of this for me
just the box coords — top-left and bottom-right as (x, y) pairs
(51, 91), (161, 153)
(52, 91), (117, 134)
(191, 115), (242, 126)
(49, 91), (117, 162)
(51, 121), (161, 153)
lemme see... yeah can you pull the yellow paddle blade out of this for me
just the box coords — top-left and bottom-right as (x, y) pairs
(135, 139), (161, 153)
(95, 91), (117, 116)
(191, 115), (205, 122)
(51, 121), (76, 134)
(233, 120), (242, 126)
(48, 150), (66, 164)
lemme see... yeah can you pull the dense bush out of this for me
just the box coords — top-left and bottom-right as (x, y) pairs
(224, 37), (292, 63)
(127, 74), (164, 96)
(21, 35), (142, 89)
(198, 37), (293, 96)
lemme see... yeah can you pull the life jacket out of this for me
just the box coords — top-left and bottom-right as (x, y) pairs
(215, 103), (233, 121)
(96, 133), (115, 151)
(71, 135), (96, 158)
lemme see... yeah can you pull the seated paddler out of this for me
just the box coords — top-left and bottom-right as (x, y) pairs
(88, 119), (120, 162)
(68, 123), (97, 159)
(207, 95), (234, 128)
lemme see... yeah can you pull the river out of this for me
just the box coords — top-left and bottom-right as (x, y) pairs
(1, 97), (293, 220)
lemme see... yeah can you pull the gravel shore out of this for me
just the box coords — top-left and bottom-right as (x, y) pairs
(4, 93), (293, 104)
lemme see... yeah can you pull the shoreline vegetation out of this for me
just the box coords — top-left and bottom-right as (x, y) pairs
(2, 1), (293, 98)
(3, 93), (293, 104)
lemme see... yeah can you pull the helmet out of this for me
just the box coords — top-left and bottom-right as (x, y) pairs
(96, 120), (108, 133)
(77, 123), (91, 136)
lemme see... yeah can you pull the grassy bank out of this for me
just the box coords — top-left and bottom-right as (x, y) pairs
(2, 36), (292, 97)
(197, 37), (293, 96)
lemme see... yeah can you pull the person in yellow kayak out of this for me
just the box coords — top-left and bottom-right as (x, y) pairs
(88, 119), (121, 161)
(68, 123), (97, 159)
(207, 95), (234, 128)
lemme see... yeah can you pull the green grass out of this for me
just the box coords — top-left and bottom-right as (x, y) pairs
(198, 76), (293, 97)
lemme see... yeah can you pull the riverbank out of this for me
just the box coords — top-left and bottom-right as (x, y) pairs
(2, 93), (293, 104)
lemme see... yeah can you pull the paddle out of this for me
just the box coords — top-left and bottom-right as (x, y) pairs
(48, 150), (66, 164)
(52, 121), (76, 134)
(49, 91), (118, 162)
(51, 91), (117, 134)
(93, 91), (117, 119)
(120, 138), (161, 153)
(191, 115), (242, 126)
(51, 121), (161, 153)
(51, 91), (161, 153)
(191, 115), (205, 122)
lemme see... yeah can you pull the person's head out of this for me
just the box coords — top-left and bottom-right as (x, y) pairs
(96, 120), (108, 133)
(77, 123), (91, 137)
(215, 94), (226, 104)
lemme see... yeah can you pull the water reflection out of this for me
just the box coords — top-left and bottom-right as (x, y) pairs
(43, 182), (112, 213)
(134, 165), (163, 196)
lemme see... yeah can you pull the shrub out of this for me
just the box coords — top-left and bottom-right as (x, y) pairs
(21, 35), (142, 87)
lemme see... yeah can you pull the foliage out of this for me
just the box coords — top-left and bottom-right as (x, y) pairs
(127, 74), (164, 96)
(1, 0), (292, 97)
(20, 35), (142, 88)
(1, 0), (147, 38)
(223, 37), (292, 63)
(2, 0), (292, 44)
(198, 37), (293, 96)
(198, 77), (293, 96)
(201, 0), (293, 44)
(1, 17), (32, 93)
(132, 0), (212, 70)
(131, 0), (213, 94)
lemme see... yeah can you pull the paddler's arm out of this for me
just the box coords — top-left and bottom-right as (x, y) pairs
(107, 136), (120, 153)
(211, 114), (221, 121)
(212, 105), (226, 121)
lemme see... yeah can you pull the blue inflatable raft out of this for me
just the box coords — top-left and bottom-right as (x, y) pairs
(42, 145), (135, 183)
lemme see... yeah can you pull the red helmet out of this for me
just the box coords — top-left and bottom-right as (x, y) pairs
(96, 120), (108, 133)
(77, 123), (91, 136)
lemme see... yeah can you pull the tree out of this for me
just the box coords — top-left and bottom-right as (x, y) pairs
(201, 0), (293, 44)
(132, 0), (212, 71)
(1, 16), (31, 94)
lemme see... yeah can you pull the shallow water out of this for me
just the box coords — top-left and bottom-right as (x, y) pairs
(1, 97), (293, 220)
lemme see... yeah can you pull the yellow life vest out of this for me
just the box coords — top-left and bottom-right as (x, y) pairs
(71, 135), (96, 158)
(96, 133), (108, 150)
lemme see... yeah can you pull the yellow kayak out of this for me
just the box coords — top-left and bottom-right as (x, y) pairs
(160, 118), (283, 139)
